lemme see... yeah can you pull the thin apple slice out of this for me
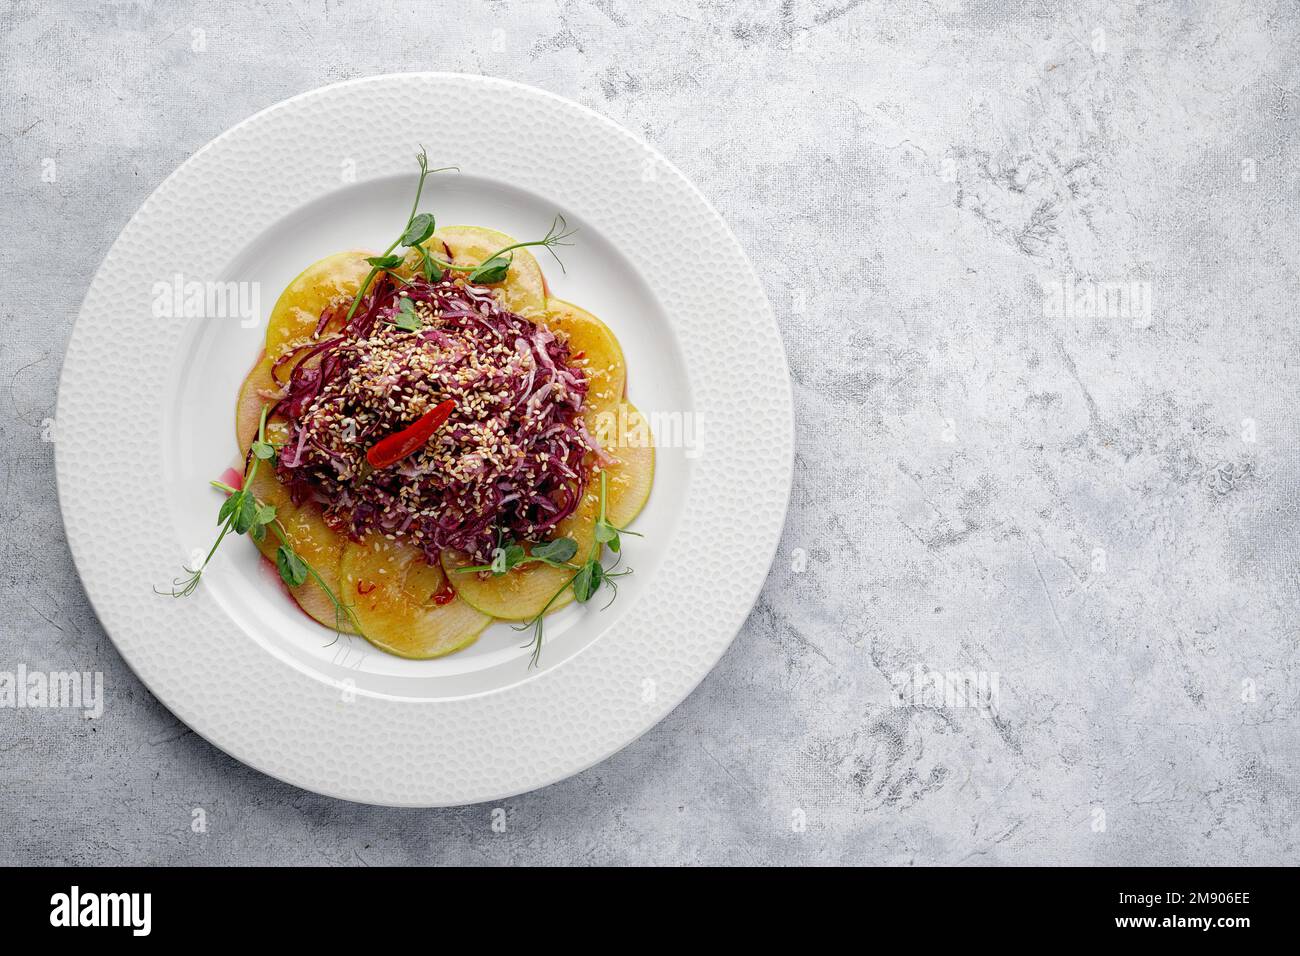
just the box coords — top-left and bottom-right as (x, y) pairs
(598, 402), (655, 527)
(406, 226), (546, 318)
(341, 534), (491, 659)
(238, 359), (347, 631)
(264, 250), (372, 367)
(442, 403), (654, 619)
(235, 353), (281, 452)
(543, 299), (626, 430)
(442, 493), (598, 621)
(243, 466), (354, 633)
(269, 495), (353, 634)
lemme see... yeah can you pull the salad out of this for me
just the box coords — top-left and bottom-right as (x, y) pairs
(164, 152), (654, 664)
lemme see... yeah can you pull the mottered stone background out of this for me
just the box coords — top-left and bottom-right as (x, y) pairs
(2, 0), (1297, 864)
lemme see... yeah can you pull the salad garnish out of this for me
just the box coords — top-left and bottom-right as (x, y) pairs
(364, 398), (456, 469)
(515, 470), (636, 668)
(342, 149), (456, 323)
(343, 148), (575, 324)
(159, 404), (362, 637)
(453, 536), (579, 576)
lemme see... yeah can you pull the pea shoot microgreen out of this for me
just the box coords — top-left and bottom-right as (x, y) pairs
(385, 296), (423, 332)
(418, 245), (444, 282)
(593, 469), (641, 554)
(342, 151), (576, 314)
(530, 537), (580, 566)
(275, 547), (309, 587)
(454, 535), (579, 576)
(158, 404), (363, 637)
(462, 214), (578, 283)
(411, 213), (577, 284)
(343, 147), (458, 323)
(399, 212), (437, 248)
(515, 469), (637, 668)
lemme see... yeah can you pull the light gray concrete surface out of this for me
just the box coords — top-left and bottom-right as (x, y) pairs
(2, 0), (1298, 865)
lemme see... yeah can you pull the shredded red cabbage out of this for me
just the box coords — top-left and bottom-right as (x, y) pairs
(271, 272), (595, 562)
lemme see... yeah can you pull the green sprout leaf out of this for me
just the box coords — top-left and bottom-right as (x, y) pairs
(419, 246), (443, 282)
(218, 490), (241, 525)
(251, 440), (275, 460)
(366, 253), (406, 269)
(387, 297), (423, 332)
(400, 212), (436, 247)
(499, 543), (527, 572)
(571, 560), (599, 603)
(468, 254), (512, 284)
(530, 537), (578, 566)
(595, 521), (620, 553)
(232, 491), (259, 535)
(276, 545), (309, 587)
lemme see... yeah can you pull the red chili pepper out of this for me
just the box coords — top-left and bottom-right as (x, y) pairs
(365, 399), (456, 469)
(432, 582), (456, 606)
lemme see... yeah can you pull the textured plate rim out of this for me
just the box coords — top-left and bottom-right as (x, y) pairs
(55, 73), (793, 806)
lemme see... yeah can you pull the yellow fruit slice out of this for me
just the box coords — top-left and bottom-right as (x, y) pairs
(542, 299), (626, 430)
(243, 465), (354, 634)
(405, 226), (546, 318)
(598, 403), (655, 527)
(264, 250), (372, 368)
(235, 354), (279, 453)
(238, 251), (370, 450)
(441, 403), (654, 620)
(236, 351), (348, 632)
(441, 493), (599, 621)
(340, 534), (491, 659)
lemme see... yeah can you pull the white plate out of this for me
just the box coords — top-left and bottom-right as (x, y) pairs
(56, 74), (793, 806)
